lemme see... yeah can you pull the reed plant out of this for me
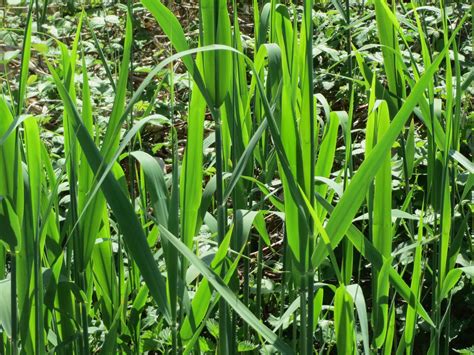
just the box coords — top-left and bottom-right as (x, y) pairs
(0, 0), (472, 353)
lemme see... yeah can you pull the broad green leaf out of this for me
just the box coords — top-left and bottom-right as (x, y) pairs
(440, 267), (474, 300)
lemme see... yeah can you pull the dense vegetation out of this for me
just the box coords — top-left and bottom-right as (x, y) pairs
(0, 0), (472, 353)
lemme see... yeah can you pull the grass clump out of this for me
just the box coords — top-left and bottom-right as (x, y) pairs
(0, 0), (472, 353)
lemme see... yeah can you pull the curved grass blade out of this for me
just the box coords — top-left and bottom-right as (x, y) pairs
(346, 284), (370, 355)
(311, 17), (467, 273)
(334, 285), (355, 354)
(159, 225), (294, 354)
(47, 64), (172, 323)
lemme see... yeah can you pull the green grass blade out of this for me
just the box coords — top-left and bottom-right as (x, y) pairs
(159, 225), (294, 354)
(0, 98), (24, 225)
(181, 80), (206, 249)
(334, 285), (355, 354)
(346, 284), (370, 355)
(315, 194), (434, 327)
(404, 211), (424, 354)
(180, 226), (234, 343)
(311, 18), (466, 272)
(47, 64), (172, 323)
(371, 100), (392, 348)
(101, 11), (133, 161)
(17, 4), (33, 115)
(0, 279), (12, 338)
